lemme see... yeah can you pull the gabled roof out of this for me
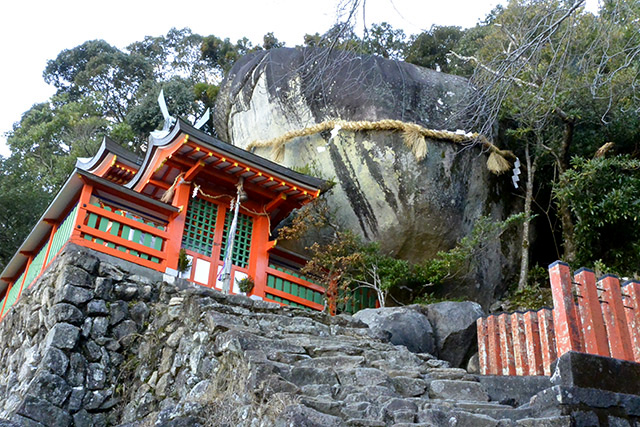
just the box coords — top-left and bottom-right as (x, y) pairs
(127, 118), (327, 193)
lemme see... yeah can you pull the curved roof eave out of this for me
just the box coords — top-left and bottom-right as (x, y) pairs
(76, 137), (141, 172)
(126, 119), (328, 192)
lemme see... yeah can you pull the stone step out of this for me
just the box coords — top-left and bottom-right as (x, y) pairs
(429, 379), (490, 402)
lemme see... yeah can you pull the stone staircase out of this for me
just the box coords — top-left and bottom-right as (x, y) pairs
(2, 246), (635, 426)
(122, 277), (572, 426)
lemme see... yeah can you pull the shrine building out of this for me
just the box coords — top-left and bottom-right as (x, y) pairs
(0, 119), (378, 318)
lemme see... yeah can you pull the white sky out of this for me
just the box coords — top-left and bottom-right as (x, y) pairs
(0, 0), (596, 158)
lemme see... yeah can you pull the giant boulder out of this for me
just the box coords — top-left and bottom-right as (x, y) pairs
(353, 306), (435, 354)
(214, 47), (520, 305)
(422, 301), (484, 368)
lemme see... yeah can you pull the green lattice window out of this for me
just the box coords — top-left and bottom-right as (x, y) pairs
(182, 198), (218, 255)
(219, 211), (253, 268)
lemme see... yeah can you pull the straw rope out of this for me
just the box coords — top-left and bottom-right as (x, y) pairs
(195, 186), (272, 230)
(246, 119), (515, 175)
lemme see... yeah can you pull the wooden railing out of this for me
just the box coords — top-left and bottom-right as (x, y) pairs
(72, 200), (169, 270)
(477, 261), (640, 376)
(264, 264), (326, 311)
(0, 206), (78, 319)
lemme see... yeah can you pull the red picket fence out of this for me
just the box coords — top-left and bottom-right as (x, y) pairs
(477, 261), (640, 376)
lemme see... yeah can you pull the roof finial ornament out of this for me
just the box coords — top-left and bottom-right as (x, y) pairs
(194, 108), (210, 130)
(150, 89), (176, 139)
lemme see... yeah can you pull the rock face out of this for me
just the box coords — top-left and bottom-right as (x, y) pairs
(214, 47), (521, 305)
(0, 245), (636, 426)
(353, 306), (435, 354)
(422, 301), (485, 367)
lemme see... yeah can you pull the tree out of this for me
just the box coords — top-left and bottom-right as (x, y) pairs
(405, 26), (464, 73)
(364, 22), (407, 60)
(554, 155), (640, 274)
(6, 95), (108, 191)
(0, 156), (50, 271)
(452, 0), (640, 288)
(127, 28), (216, 83)
(44, 40), (154, 123)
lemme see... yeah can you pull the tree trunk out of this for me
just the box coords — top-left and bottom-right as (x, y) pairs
(555, 109), (577, 263)
(518, 142), (537, 290)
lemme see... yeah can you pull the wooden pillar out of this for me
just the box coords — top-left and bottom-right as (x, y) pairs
(497, 313), (516, 376)
(574, 268), (609, 357)
(599, 275), (634, 361)
(165, 181), (192, 271)
(622, 281), (640, 363)
(549, 261), (582, 357)
(524, 311), (543, 375)
(327, 275), (338, 316)
(476, 318), (489, 375)
(511, 313), (528, 376)
(71, 183), (94, 242)
(486, 315), (502, 375)
(41, 222), (59, 274)
(16, 255), (34, 301)
(537, 308), (557, 376)
(247, 214), (270, 299)
(0, 282), (13, 319)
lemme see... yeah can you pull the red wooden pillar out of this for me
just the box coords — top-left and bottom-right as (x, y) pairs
(599, 275), (634, 361)
(574, 268), (609, 357)
(247, 214), (270, 299)
(511, 313), (529, 376)
(537, 308), (557, 376)
(486, 315), (502, 375)
(165, 181), (192, 271)
(71, 183), (94, 243)
(476, 317), (489, 375)
(16, 255), (34, 300)
(498, 313), (516, 376)
(0, 281), (13, 319)
(622, 281), (640, 363)
(524, 311), (544, 375)
(327, 275), (338, 316)
(41, 221), (59, 274)
(549, 261), (582, 357)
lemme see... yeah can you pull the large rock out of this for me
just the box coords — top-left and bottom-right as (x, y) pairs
(214, 47), (521, 304)
(353, 306), (435, 354)
(422, 301), (484, 367)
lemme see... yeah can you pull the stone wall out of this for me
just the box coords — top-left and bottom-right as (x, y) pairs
(0, 244), (636, 426)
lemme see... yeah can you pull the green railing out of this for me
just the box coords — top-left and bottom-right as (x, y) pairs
(81, 201), (166, 265)
(46, 205), (78, 266)
(0, 270), (24, 318)
(338, 286), (378, 314)
(22, 242), (48, 291)
(265, 263), (325, 310)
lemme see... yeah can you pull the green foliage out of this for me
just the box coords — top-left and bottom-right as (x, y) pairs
(502, 265), (553, 311)
(177, 248), (191, 273)
(236, 276), (255, 294)
(419, 213), (525, 287)
(405, 26), (464, 73)
(412, 293), (465, 305)
(282, 195), (524, 307)
(554, 155), (640, 274)
(0, 156), (51, 271)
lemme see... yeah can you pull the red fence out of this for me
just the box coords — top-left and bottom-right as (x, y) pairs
(477, 261), (640, 376)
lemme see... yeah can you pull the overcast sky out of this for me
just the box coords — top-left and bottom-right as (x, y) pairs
(0, 0), (596, 157)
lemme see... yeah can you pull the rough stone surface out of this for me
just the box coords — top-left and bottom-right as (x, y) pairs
(353, 306), (434, 354)
(0, 245), (637, 426)
(421, 301), (484, 367)
(214, 47), (521, 305)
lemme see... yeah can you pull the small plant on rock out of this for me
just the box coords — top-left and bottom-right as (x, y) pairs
(236, 276), (254, 294)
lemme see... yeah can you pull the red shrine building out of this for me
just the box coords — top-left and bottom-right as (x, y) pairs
(0, 119), (377, 318)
